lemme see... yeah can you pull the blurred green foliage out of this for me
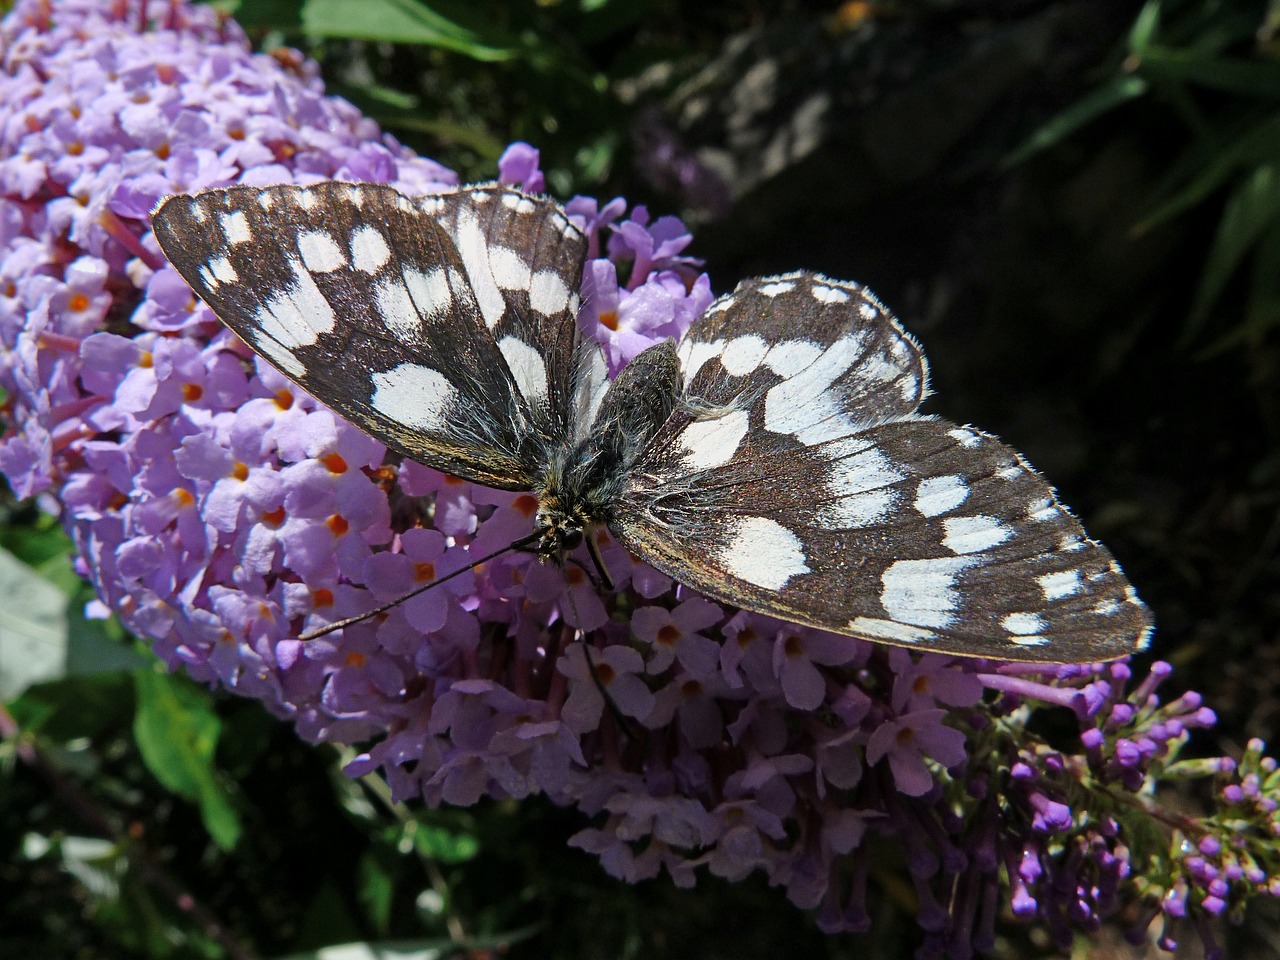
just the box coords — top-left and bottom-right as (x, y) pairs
(214, 0), (724, 199)
(1007, 0), (1280, 352)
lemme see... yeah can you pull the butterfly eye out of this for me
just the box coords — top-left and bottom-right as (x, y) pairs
(561, 528), (584, 551)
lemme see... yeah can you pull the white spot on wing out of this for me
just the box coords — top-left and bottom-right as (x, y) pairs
(501, 193), (536, 214)
(705, 295), (735, 315)
(371, 363), (457, 431)
(849, 617), (937, 645)
(914, 475), (969, 517)
(1010, 634), (1050, 647)
(765, 339), (822, 376)
(404, 267), (452, 321)
(489, 247), (532, 290)
(528, 269), (570, 316)
(679, 410), (750, 470)
(453, 208), (505, 328)
(1038, 569), (1081, 600)
(943, 516), (1010, 555)
(759, 280), (795, 297)
(719, 335), (770, 376)
(297, 230), (346, 273)
(680, 339), (724, 381)
(1028, 498), (1058, 522)
(253, 336), (304, 378)
(199, 257), (237, 289)
(220, 211), (251, 244)
(1003, 612), (1046, 635)
(254, 258), (336, 349)
(350, 225), (391, 274)
(817, 488), (893, 528)
(764, 334), (865, 444)
(880, 556), (977, 628)
(719, 517), (809, 590)
(816, 446), (902, 527)
(811, 285), (849, 304)
(949, 428), (981, 448)
(498, 336), (549, 406)
(374, 276), (420, 341)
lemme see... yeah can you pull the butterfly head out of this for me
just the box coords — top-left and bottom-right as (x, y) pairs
(532, 494), (590, 563)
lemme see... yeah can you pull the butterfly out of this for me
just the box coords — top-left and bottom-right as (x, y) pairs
(151, 181), (1152, 662)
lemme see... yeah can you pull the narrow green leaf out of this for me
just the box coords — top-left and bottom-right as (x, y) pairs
(1138, 115), (1280, 231)
(132, 668), (242, 850)
(357, 850), (397, 935)
(1128, 0), (1163, 55)
(1244, 218), (1280, 338)
(1001, 75), (1148, 169)
(300, 0), (517, 61)
(1183, 164), (1280, 344)
(1136, 47), (1280, 99)
(375, 114), (507, 161)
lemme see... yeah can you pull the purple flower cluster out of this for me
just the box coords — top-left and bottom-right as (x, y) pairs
(2, 2), (1277, 955)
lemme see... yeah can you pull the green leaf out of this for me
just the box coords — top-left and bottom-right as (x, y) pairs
(0, 507), (73, 569)
(1244, 217), (1280, 338)
(1001, 75), (1148, 169)
(300, 0), (518, 61)
(214, 0), (305, 33)
(0, 544), (69, 698)
(407, 817), (479, 864)
(9, 672), (133, 740)
(1128, 0), (1162, 55)
(132, 668), (242, 850)
(1138, 115), (1280, 231)
(357, 850), (397, 934)
(1135, 47), (1280, 99)
(373, 114), (507, 161)
(1183, 164), (1280, 344)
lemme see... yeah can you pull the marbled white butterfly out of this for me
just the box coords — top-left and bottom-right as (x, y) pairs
(151, 181), (1152, 662)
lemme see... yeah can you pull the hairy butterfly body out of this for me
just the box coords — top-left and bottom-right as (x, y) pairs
(152, 181), (1152, 662)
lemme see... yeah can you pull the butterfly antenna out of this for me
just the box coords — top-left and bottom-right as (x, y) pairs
(584, 532), (615, 591)
(299, 530), (543, 641)
(579, 632), (639, 743)
(558, 551), (639, 743)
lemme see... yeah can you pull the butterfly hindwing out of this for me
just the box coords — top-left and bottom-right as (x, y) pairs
(611, 273), (1151, 661)
(152, 182), (559, 489)
(675, 272), (928, 438)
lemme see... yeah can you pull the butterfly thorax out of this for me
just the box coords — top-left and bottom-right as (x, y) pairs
(531, 339), (683, 562)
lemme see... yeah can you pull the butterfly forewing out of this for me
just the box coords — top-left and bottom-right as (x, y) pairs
(422, 184), (589, 443)
(153, 182), (554, 489)
(611, 273), (1151, 661)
